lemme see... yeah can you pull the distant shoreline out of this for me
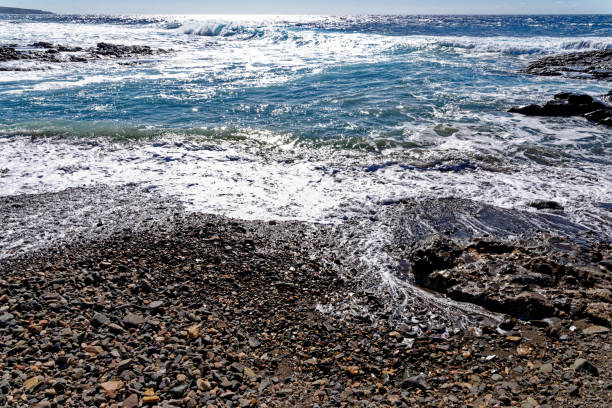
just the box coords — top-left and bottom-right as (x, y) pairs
(0, 6), (53, 15)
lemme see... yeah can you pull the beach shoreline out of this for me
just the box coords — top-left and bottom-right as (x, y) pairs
(0, 188), (610, 407)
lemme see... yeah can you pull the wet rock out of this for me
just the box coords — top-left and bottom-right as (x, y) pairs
(410, 236), (462, 284)
(511, 273), (555, 287)
(521, 50), (612, 80)
(509, 92), (611, 127)
(30, 42), (54, 48)
(529, 200), (564, 210)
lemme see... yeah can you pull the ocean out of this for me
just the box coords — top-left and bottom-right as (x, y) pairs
(0, 14), (611, 237)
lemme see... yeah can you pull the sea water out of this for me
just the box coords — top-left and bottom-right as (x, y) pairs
(0, 15), (611, 235)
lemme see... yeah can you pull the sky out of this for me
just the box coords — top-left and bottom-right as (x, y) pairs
(3, 0), (612, 15)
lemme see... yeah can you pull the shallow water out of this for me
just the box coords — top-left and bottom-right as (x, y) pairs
(0, 14), (611, 237)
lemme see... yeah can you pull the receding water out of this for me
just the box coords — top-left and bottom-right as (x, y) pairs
(0, 14), (610, 236)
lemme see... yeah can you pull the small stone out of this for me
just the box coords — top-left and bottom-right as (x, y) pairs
(197, 378), (211, 391)
(142, 395), (160, 405)
(239, 398), (251, 407)
(506, 336), (522, 343)
(148, 300), (163, 310)
(108, 323), (124, 334)
(24, 376), (42, 391)
(91, 313), (111, 327)
(170, 384), (187, 396)
(0, 312), (15, 326)
(73, 368), (85, 379)
(248, 336), (261, 348)
(402, 374), (429, 390)
(188, 325), (201, 338)
(117, 359), (132, 373)
(123, 312), (145, 328)
(85, 345), (104, 356)
(34, 402), (51, 408)
(244, 367), (257, 379)
(516, 345), (531, 356)
(258, 380), (270, 392)
(571, 358), (599, 376)
(346, 366), (360, 376)
(582, 325), (609, 335)
(522, 397), (539, 408)
(100, 380), (124, 396)
(177, 373), (187, 382)
(540, 363), (553, 373)
(123, 393), (139, 408)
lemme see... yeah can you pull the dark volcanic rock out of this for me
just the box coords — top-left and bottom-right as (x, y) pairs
(529, 200), (564, 210)
(509, 92), (612, 127)
(0, 42), (169, 70)
(94, 42), (155, 58)
(30, 42), (54, 49)
(0, 46), (29, 62)
(408, 233), (611, 324)
(521, 50), (612, 80)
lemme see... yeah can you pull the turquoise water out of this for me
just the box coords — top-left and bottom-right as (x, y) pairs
(0, 15), (610, 231)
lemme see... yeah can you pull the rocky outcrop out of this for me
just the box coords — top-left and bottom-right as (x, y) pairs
(0, 42), (169, 69)
(407, 235), (611, 323)
(521, 50), (612, 80)
(509, 92), (612, 127)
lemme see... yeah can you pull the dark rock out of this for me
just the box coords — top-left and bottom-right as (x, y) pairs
(402, 372), (429, 390)
(568, 384), (580, 397)
(123, 312), (145, 328)
(95, 42), (154, 57)
(410, 237), (462, 285)
(248, 336), (261, 348)
(91, 312), (111, 327)
(469, 240), (514, 254)
(498, 316), (518, 331)
(571, 358), (599, 376)
(529, 200), (564, 210)
(568, 94), (593, 105)
(521, 50), (612, 80)
(511, 273), (555, 287)
(509, 92), (612, 127)
(170, 384), (188, 396)
(0, 46), (29, 62)
(30, 42), (54, 48)
(148, 300), (163, 310)
(0, 312), (15, 326)
(584, 109), (612, 124)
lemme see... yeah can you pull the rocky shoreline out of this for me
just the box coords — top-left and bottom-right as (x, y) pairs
(520, 50), (612, 81)
(510, 49), (612, 126)
(0, 191), (610, 407)
(0, 43), (169, 70)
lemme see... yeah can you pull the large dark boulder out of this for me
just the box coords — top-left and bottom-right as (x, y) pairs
(509, 93), (612, 127)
